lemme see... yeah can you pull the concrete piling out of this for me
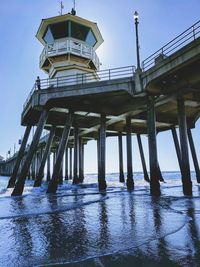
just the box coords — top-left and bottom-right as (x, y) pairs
(73, 127), (79, 184)
(177, 95), (192, 195)
(171, 127), (183, 176)
(34, 126), (56, 187)
(118, 133), (125, 183)
(79, 137), (84, 182)
(187, 128), (200, 183)
(136, 134), (150, 182)
(98, 114), (107, 191)
(12, 110), (49, 196)
(126, 116), (134, 190)
(7, 125), (32, 188)
(147, 96), (161, 196)
(47, 111), (74, 193)
(65, 147), (69, 180)
(46, 153), (51, 182)
(69, 147), (73, 180)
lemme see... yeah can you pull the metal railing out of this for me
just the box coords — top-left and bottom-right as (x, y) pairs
(142, 20), (200, 71)
(40, 38), (100, 70)
(23, 65), (136, 108)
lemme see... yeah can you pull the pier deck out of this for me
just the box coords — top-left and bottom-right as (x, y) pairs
(22, 36), (200, 140)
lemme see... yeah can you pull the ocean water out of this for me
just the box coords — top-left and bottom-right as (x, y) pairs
(0, 172), (200, 267)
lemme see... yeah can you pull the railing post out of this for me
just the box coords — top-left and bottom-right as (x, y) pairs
(66, 39), (68, 51)
(108, 69), (111, 80)
(80, 43), (83, 56)
(56, 41), (58, 54)
(141, 61), (145, 71)
(192, 26), (196, 40)
(132, 66), (135, 76)
(91, 49), (93, 60)
(82, 74), (84, 84)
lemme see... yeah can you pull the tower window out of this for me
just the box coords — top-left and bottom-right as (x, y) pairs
(51, 21), (68, 39)
(43, 22), (68, 43)
(43, 27), (54, 44)
(71, 22), (97, 46)
(86, 30), (97, 47)
(43, 20), (97, 46)
(71, 22), (88, 41)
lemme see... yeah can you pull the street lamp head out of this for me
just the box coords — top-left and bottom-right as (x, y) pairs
(134, 11), (139, 21)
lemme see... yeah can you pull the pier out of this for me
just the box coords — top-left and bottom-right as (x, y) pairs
(1, 13), (200, 196)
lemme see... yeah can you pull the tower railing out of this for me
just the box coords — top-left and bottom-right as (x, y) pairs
(142, 20), (200, 71)
(23, 65), (136, 108)
(40, 38), (100, 70)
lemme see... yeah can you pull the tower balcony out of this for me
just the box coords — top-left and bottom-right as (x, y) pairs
(39, 38), (100, 70)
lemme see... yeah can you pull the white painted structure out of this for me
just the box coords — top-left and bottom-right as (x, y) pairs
(36, 12), (103, 85)
(40, 38), (100, 70)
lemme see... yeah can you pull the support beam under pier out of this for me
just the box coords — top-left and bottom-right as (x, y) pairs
(126, 116), (134, 190)
(36, 149), (42, 177)
(7, 125), (32, 188)
(187, 128), (200, 183)
(177, 95), (192, 195)
(171, 127), (183, 176)
(98, 114), (107, 191)
(46, 153), (51, 182)
(65, 147), (69, 180)
(34, 126), (56, 187)
(97, 134), (100, 180)
(118, 133), (125, 183)
(79, 137), (84, 183)
(69, 147), (73, 180)
(31, 155), (36, 180)
(147, 96), (161, 196)
(47, 111), (74, 193)
(157, 162), (164, 182)
(12, 110), (48, 196)
(136, 134), (150, 182)
(73, 127), (79, 184)
(59, 159), (63, 184)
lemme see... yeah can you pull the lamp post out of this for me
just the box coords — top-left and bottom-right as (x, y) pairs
(134, 11), (141, 70)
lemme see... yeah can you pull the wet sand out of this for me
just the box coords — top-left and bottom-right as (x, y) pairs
(0, 173), (200, 266)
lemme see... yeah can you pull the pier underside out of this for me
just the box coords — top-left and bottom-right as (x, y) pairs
(21, 85), (200, 142)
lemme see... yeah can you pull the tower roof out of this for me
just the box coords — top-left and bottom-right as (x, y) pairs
(36, 13), (104, 50)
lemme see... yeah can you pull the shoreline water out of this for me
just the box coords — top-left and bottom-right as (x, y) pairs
(0, 172), (200, 266)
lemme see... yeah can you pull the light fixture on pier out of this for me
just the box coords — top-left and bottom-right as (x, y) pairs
(134, 11), (139, 20)
(134, 11), (141, 70)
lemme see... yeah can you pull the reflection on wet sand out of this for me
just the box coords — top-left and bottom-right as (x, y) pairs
(98, 199), (110, 250)
(186, 200), (200, 264)
(0, 183), (200, 266)
(151, 197), (169, 261)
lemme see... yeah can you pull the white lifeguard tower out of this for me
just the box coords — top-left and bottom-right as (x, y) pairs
(36, 7), (103, 85)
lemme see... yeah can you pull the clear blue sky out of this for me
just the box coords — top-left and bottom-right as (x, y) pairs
(0, 0), (200, 173)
